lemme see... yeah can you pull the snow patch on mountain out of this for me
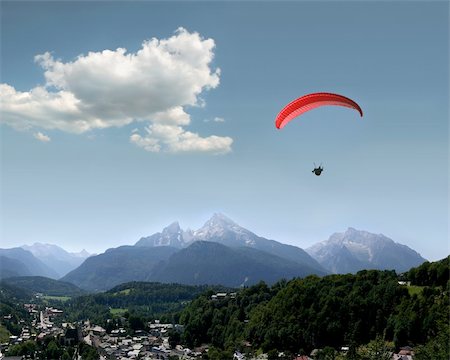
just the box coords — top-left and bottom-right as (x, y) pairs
(306, 228), (426, 274)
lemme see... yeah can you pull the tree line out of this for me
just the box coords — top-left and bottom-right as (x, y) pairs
(179, 257), (449, 358)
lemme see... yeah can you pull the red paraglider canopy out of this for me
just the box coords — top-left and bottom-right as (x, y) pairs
(275, 92), (363, 129)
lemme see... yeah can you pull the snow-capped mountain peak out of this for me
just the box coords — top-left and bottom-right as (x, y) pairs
(202, 213), (239, 231)
(72, 249), (92, 258)
(193, 213), (254, 244)
(135, 221), (187, 248)
(22, 243), (92, 259)
(306, 228), (426, 274)
(163, 221), (181, 234)
(20, 242), (92, 278)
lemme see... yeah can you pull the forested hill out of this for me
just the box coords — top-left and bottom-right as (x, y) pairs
(0, 281), (33, 302)
(102, 281), (230, 308)
(179, 256), (449, 358)
(403, 255), (449, 287)
(2, 276), (86, 297)
(0, 282), (32, 341)
(60, 281), (231, 326)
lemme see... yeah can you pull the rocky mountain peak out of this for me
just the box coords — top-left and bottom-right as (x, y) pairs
(73, 249), (92, 258)
(194, 213), (244, 240)
(162, 221), (181, 235)
(208, 213), (236, 227)
(135, 221), (185, 248)
(306, 228), (426, 274)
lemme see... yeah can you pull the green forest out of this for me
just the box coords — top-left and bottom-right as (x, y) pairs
(1, 257), (448, 359)
(58, 282), (230, 326)
(179, 256), (449, 359)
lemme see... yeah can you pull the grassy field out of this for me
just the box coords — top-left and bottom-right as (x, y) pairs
(111, 288), (131, 296)
(0, 324), (11, 343)
(42, 295), (71, 302)
(407, 285), (424, 296)
(110, 308), (128, 316)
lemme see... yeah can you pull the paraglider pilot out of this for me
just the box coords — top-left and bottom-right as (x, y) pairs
(312, 164), (323, 176)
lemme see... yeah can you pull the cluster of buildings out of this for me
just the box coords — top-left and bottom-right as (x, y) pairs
(2, 304), (65, 348)
(1, 301), (418, 360)
(82, 320), (204, 360)
(1, 304), (64, 359)
(210, 292), (237, 301)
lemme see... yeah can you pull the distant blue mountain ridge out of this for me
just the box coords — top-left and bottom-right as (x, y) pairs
(2, 214), (428, 291)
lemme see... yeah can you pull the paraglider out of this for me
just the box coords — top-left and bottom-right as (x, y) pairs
(274, 92), (363, 176)
(275, 92), (363, 129)
(312, 164), (323, 176)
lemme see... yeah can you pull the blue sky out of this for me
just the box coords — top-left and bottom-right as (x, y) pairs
(1, 1), (448, 261)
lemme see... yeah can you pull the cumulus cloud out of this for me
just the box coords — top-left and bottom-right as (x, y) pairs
(130, 124), (232, 154)
(1, 28), (232, 154)
(204, 116), (225, 123)
(213, 117), (225, 123)
(33, 132), (51, 142)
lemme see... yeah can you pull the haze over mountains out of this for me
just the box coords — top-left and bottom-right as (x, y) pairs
(1, 213), (429, 292)
(0, 247), (59, 279)
(61, 246), (178, 292)
(135, 213), (324, 272)
(306, 227), (427, 274)
(61, 214), (327, 291)
(22, 243), (92, 278)
(0, 244), (92, 280)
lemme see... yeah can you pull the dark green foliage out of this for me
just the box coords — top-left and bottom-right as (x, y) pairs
(180, 281), (275, 349)
(168, 327), (182, 348)
(356, 336), (394, 360)
(0, 283), (32, 335)
(404, 255), (449, 287)
(6, 340), (37, 357)
(414, 320), (450, 360)
(315, 346), (339, 360)
(207, 347), (234, 359)
(0, 281), (33, 301)
(45, 339), (63, 359)
(180, 265), (449, 355)
(246, 271), (405, 352)
(128, 314), (145, 331)
(386, 285), (449, 348)
(2, 276), (86, 296)
(6, 339), (78, 360)
(61, 295), (112, 326)
(79, 342), (99, 359)
(105, 281), (221, 307)
(60, 281), (227, 328)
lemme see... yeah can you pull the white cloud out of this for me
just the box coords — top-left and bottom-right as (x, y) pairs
(33, 131), (51, 142)
(204, 116), (225, 123)
(130, 124), (233, 154)
(1, 28), (232, 154)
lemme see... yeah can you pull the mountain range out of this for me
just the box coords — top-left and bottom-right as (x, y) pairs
(136, 213), (324, 272)
(22, 243), (92, 278)
(61, 245), (178, 292)
(0, 247), (59, 279)
(1, 276), (86, 297)
(2, 214), (429, 291)
(0, 244), (92, 280)
(61, 214), (328, 291)
(306, 227), (426, 274)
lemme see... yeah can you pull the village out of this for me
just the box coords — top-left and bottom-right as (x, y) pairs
(1, 300), (207, 359)
(0, 291), (417, 360)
